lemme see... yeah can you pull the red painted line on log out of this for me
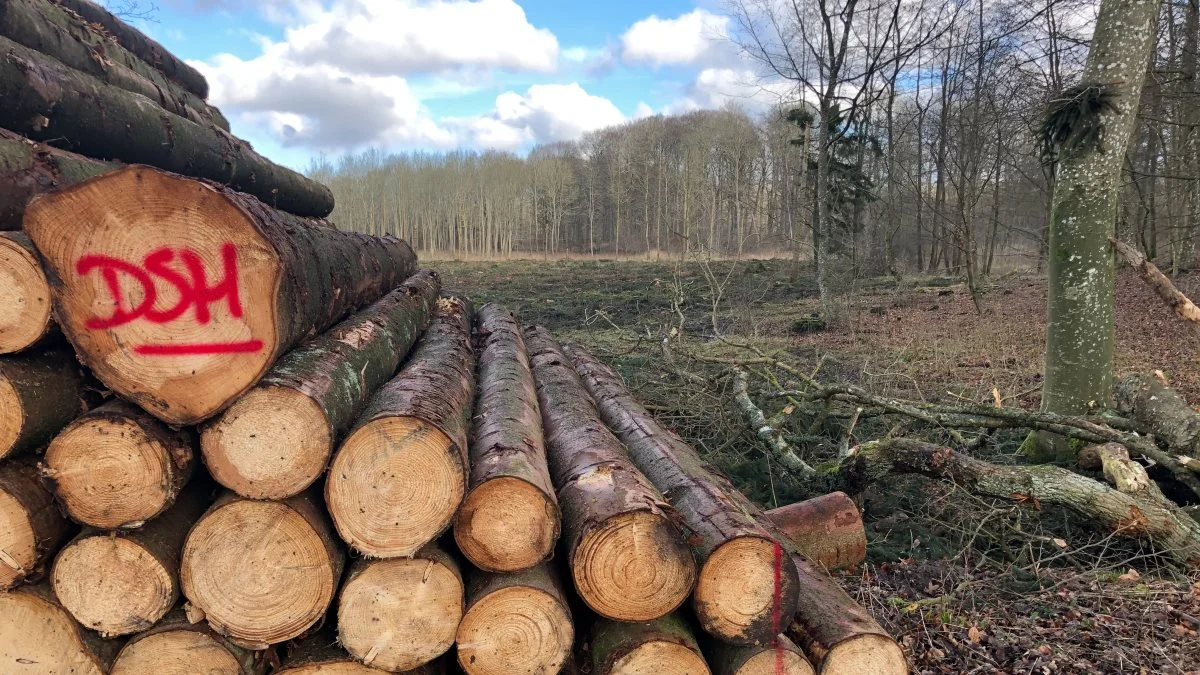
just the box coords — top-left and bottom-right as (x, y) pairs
(133, 340), (264, 355)
(773, 540), (785, 675)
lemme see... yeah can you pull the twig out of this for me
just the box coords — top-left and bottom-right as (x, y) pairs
(732, 368), (816, 478)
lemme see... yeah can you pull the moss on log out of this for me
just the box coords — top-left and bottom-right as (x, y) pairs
(590, 612), (711, 675)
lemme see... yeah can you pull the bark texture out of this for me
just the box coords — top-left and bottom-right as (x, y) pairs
(764, 492), (867, 571)
(202, 269), (440, 499)
(1115, 372), (1200, 458)
(1030, 0), (1160, 461)
(590, 612), (710, 675)
(0, 127), (116, 231)
(326, 296), (474, 558)
(706, 634), (815, 675)
(43, 398), (196, 529)
(0, 456), (72, 590)
(1, 40), (333, 217)
(111, 606), (267, 675)
(454, 302), (559, 572)
(25, 165), (416, 425)
(0, 341), (92, 460)
(524, 325), (696, 622)
(0, 231), (54, 354)
(0, 582), (123, 673)
(565, 341), (797, 644)
(0, 0), (228, 129)
(51, 0), (209, 98)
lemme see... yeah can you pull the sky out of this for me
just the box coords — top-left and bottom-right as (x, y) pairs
(124, 0), (796, 171)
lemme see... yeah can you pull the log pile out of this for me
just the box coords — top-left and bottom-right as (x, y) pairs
(0, 8), (905, 674)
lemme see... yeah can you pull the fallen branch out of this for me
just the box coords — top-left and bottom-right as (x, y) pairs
(733, 368), (815, 478)
(1111, 237), (1200, 326)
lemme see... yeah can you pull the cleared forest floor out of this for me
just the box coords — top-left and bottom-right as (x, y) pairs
(438, 257), (1200, 674)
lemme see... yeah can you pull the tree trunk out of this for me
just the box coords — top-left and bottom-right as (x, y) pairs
(50, 486), (208, 637)
(0, 38), (333, 217)
(764, 492), (866, 571)
(277, 624), (451, 674)
(0, 342), (92, 460)
(0, 0), (228, 130)
(43, 399), (195, 529)
(336, 543), (464, 672)
(1115, 372), (1200, 458)
(589, 612), (709, 675)
(706, 633), (815, 675)
(0, 582), (123, 673)
(453, 303), (559, 573)
(51, 0), (209, 98)
(0, 231), (53, 353)
(455, 562), (574, 675)
(564, 342), (797, 645)
(0, 457), (71, 590)
(111, 606), (268, 675)
(1026, 0), (1160, 461)
(0, 127), (117, 231)
(326, 296), (473, 559)
(202, 269), (440, 499)
(180, 487), (345, 648)
(523, 325), (696, 622)
(26, 165), (414, 426)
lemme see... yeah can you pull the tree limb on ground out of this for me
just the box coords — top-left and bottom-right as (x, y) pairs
(732, 368), (816, 478)
(1111, 237), (1200, 326)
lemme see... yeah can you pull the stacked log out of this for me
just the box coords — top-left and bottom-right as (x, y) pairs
(0, 232), (53, 353)
(0, 583), (122, 673)
(0, 457), (71, 589)
(590, 612), (711, 675)
(0, 343), (92, 460)
(110, 607), (266, 675)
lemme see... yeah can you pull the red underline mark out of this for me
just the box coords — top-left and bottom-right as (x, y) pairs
(773, 540), (785, 675)
(133, 340), (264, 355)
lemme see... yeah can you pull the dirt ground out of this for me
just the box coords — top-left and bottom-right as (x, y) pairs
(436, 257), (1200, 674)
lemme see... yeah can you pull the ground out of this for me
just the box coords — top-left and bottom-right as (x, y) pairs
(437, 256), (1200, 674)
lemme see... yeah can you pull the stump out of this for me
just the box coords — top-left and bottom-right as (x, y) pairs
(0, 232), (52, 354)
(0, 343), (91, 460)
(590, 613), (711, 675)
(181, 488), (345, 648)
(0, 583), (122, 673)
(455, 562), (574, 675)
(43, 399), (196, 529)
(51, 487), (208, 636)
(0, 457), (72, 590)
(24, 165), (417, 425)
(110, 607), (265, 674)
(327, 296), (474, 558)
(336, 543), (464, 672)
(707, 635), (815, 675)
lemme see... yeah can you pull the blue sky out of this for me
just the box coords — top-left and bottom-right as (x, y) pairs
(118, 0), (792, 170)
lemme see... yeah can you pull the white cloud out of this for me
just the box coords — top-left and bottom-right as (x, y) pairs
(664, 68), (798, 114)
(452, 83), (626, 151)
(620, 9), (734, 67)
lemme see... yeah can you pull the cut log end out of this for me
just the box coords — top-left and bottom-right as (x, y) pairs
(612, 641), (711, 675)
(0, 233), (52, 354)
(0, 460), (71, 590)
(456, 584), (573, 675)
(24, 167), (283, 425)
(0, 587), (112, 674)
(573, 510), (696, 622)
(0, 376), (23, 459)
(111, 630), (243, 675)
(181, 498), (338, 645)
(52, 535), (174, 636)
(328, 417), (465, 558)
(820, 634), (908, 675)
(203, 386), (331, 499)
(696, 536), (798, 645)
(0, 487), (36, 588)
(737, 649), (815, 675)
(338, 555), (464, 672)
(44, 414), (184, 529)
(278, 663), (390, 674)
(454, 476), (558, 572)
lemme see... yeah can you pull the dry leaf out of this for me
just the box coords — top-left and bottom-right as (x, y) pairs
(1052, 538), (1068, 549)
(967, 625), (982, 643)
(1117, 568), (1141, 582)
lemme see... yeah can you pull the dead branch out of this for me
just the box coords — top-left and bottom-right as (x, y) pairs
(732, 369), (816, 478)
(1111, 237), (1200, 326)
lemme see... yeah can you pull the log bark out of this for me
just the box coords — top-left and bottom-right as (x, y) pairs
(1112, 237), (1200, 326)
(455, 562), (574, 675)
(0, 231), (53, 353)
(180, 487), (346, 648)
(841, 437), (1200, 567)
(0, 127), (117, 231)
(0, 582), (123, 672)
(0, 342), (92, 460)
(1115, 372), (1200, 458)
(590, 612), (711, 675)
(764, 492), (866, 571)
(1, 38), (333, 217)
(202, 269), (441, 499)
(0, 456), (72, 590)
(43, 399), (196, 528)
(50, 486), (208, 637)
(706, 634), (815, 675)
(326, 296), (474, 559)
(453, 303), (559, 573)
(51, 0), (209, 98)
(336, 542), (464, 672)
(25, 165), (415, 425)
(111, 606), (268, 675)
(1, 0), (228, 129)
(564, 341), (796, 644)
(523, 325), (696, 622)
